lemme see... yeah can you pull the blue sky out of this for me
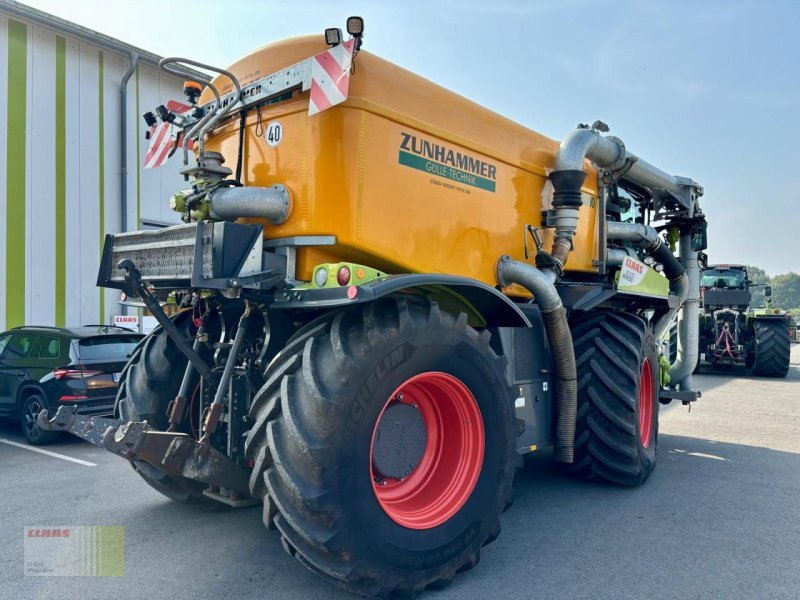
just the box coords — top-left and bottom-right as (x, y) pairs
(22, 0), (800, 274)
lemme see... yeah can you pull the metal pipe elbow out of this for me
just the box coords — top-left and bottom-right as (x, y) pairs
(496, 257), (560, 311)
(554, 128), (626, 173)
(606, 221), (660, 249)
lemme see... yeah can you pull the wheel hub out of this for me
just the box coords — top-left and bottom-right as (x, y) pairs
(25, 400), (41, 436)
(370, 371), (485, 530)
(372, 402), (427, 480)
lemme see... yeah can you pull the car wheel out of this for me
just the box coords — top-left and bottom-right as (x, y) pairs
(21, 393), (61, 445)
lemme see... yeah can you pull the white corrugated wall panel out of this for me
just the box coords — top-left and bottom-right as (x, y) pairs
(27, 25), (56, 326)
(76, 42), (101, 327)
(0, 10), (190, 331)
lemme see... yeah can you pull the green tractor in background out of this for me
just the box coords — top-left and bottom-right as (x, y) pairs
(696, 264), (791, 377)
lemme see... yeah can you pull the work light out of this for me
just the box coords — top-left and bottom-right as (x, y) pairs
(325, 27), (342, 46)
(346, 16), (364, 36)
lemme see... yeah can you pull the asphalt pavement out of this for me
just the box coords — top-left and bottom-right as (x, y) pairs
(1, 346), (799, 599)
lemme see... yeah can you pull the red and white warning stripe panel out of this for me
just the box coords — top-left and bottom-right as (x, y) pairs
(143, 101), (193, 169)
(308, 39), (355, 116)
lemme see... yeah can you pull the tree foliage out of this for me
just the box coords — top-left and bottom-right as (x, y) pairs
(771, 273), (800, 311)
(744, 264), (769, 306)
(742, 266), (800, 313)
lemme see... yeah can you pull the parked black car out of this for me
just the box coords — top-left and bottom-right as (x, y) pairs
(0, 325), (144, 444)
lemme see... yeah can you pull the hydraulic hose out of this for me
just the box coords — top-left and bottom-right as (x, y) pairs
(497, 257), (576, 463)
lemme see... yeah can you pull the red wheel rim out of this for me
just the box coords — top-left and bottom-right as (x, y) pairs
(638, 358), (654, 449)
(370, 372), (485, 530)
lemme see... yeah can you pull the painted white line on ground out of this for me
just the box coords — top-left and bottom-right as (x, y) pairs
(0, 439), (97, 467)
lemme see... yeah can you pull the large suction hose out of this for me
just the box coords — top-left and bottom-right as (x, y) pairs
(496, 257), (576, 463)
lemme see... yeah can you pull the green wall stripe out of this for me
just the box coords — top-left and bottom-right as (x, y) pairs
(55, 36), (66, 326)
(98, 51), (105, 324)
(6, 20), (27, 328)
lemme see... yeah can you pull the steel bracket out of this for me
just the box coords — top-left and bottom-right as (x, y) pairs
(37, 406), (252, 495)
(659, 388), (701, 406)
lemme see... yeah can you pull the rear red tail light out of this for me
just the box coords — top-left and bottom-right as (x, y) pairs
(54, 368), (102, 380)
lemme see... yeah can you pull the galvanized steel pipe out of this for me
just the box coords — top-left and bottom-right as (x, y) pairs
(554, 127), (700, 211)
(209, 185), (291, 225)
(668, 234), (700, 390)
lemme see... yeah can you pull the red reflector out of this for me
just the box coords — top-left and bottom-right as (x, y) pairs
(347, 286), (358, 300)
(337, 266), (351, 286)
(247, 459), (254, 469)
(59, 395), (89, 402)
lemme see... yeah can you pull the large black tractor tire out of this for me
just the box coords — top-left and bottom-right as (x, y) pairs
(116, 310), (218, 507)
(568, 311), (659, 486)
(244, 298), (517, 597)
(751, 319), (791, 378)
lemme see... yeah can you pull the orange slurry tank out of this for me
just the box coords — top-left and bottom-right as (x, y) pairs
(201, 36), (600, 290)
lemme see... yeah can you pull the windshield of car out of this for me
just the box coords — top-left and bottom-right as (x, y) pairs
(701, 269), (746, 289)
(78, 336), (142, 360)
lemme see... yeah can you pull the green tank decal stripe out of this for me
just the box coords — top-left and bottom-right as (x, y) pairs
(98, 51), (105, 324)
(398, 150), (497, 193)
(6, 20), (27, 328)
(55, 36), (66, 326)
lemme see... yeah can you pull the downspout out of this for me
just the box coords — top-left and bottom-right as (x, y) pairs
(119, 53), (138, 319)
(120, 52), (138, 233)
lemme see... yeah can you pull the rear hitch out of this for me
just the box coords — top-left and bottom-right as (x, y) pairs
(37, 405), (252, 497)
